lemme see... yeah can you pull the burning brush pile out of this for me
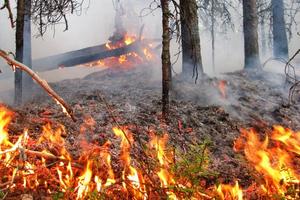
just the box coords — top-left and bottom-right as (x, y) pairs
(1, 68), (300, 199)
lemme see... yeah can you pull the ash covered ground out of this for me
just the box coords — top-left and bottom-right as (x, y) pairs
(5, 64), (300, 198)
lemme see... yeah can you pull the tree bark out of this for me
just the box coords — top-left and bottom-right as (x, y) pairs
(15, 0), (32, 105)
(179, 0), (203, 81)
(260, 18), (267, 56)
(272, 0), (288, 59)
(15, 0), (25, 105)
(160, 0), (171, 120)
(22, 0), (33, 96)
(211, 0), (216, 74)
(242, 0), (260, 69)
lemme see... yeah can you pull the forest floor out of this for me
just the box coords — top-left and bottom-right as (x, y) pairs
(4, 63), (300, 199)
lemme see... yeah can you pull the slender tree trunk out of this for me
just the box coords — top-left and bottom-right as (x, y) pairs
(15, 0), (32, 105)
(272, 0), (288, 59)
(179, 0), (203, 81)
(160, 0), (171, 120)
(260, 18), (267, 56)
(23, 0), (33, 97)
(211, 0), (216, 74)
(242, 0), (260, 69)
(15, 0), (25, 105)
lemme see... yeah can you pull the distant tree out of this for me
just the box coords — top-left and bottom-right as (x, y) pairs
(272, 0), (289, 59)
(242, 0), (260, 69)
(198, 0), (235, 73)
(256, 0), (300, 59)
(257, 0), (270, 56)
(179, 0), (203, 81)
(160, 0), (172, 120)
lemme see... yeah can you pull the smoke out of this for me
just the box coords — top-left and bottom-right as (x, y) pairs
(0, 0), (299, 105)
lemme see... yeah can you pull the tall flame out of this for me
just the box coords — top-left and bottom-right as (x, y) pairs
(234, 126), (300, 197)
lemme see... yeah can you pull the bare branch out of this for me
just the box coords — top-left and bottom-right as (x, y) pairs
(0, 50), (76, 121)
(1, 0), (14, 28)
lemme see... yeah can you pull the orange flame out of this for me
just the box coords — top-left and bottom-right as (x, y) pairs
(76, 160), (93, 199)
(216, 181), (243, 200)
(149, 132), (177, 199)
(88, 33), (155, 68)
(113, 126), (146, 198)
(234, 126), (300, 196)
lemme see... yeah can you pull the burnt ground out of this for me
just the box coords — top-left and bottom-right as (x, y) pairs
(4, 64), (300, 199)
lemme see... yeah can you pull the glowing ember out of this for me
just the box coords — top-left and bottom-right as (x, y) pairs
(218, 80), (227, 99)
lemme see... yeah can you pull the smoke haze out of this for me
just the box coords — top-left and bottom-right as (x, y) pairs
(0, 0), (299, 99)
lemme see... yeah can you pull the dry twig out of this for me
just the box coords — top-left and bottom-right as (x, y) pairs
(0, 0), (14, 28)
(0, 50), (76, 121)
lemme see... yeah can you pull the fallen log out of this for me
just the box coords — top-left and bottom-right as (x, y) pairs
(0, 50), (75, 121)
(58, 41), (143, 68)
(32, 44), (107, 72)
(32, 38), (160, 71)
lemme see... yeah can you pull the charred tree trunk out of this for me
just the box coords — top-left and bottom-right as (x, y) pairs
(160, 0), (171, 120)
(15, 0), (32, 105)
(242, 0), (260, 69)
(179, 0), (203, 81)
(272, 0), (288, 59)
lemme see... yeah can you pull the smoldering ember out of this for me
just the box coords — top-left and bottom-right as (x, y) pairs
(0, 0), (300, 200)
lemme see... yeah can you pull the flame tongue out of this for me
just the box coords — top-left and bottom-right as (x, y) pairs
(76, 160), (93, 199)
(113, 126), (147, 199)
(234, 126), (300, 197)
(149, 132), (178, 199)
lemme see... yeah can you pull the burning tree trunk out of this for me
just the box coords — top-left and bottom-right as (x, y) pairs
(15, 0), (32, 105)
(242, 0), (260, 69)
(272, 0), (289, 59)
(179, 0), (203, 81)
(160, 0), (172, 120)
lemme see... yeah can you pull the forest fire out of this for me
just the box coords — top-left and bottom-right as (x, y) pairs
(2, 102), (300, 199)
(1, 0), (299, 199)
(87, 34), (155, 68)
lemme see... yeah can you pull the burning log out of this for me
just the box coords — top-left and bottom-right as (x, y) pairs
(32, 38), (158, 71)
(0, 50), (75, 121)
(59, 40), (144, 68)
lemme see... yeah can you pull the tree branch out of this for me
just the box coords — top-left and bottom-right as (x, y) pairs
(1, 0), (14, 28)
(0, 50), (76, 121)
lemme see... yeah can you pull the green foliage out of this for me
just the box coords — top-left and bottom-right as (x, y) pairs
(172, 140), (217, 186)
(0, 190), (5, 199)
(86, 190), (107, 200)
(52, 191), (64, 200)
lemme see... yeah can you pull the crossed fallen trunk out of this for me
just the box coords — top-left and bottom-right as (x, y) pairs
(0, 50), (75, 121)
